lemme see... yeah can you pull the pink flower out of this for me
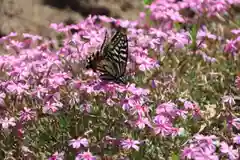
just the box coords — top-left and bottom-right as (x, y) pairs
(183, 100), (201, 117)
(122, 99), (130, 111)
(222, 95), (235, 106)
(181, 134), (219, 160)
(153, 115), (179, 136)
(79, 103), (91, 113)
(106, 98), (115, 106)
(0, 92), (6, 106)
(157, 102), (187, 119)
(47, 72), (71, 89)
(6, 81), (29, 95)
(157, 102), (176, 114)
(135, 116), (151, 129)
(48, 151), (64, 160)
(220, 142), (239, 160)
(130, 105), (149, 117)
(121, 138), (141, 151)
(197, 28), (217, 40)
(0, 32), (17, 43)
(231, 29), (240, 35)
(19, 107), (36, 122)
(232, 118), (240, 130)
(23, 33), (43, 41)
(31, 85), (49, 99)
(0, 117), (16, 129)
(167, 31), (189, 48)
(127, 84), (149, 96)
(69, 137), (89, 148)
(224, 40), (237, 54)
(43, 101), (63, 114)
(76, 151), (96, 160)
(233, 134), (240, 144)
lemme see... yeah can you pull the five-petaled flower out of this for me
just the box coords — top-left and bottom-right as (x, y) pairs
(69, 137), (89, 148)
(0, 117), (16, 129)
(121, 138), (141, 151)
(75, 151), (96, 160)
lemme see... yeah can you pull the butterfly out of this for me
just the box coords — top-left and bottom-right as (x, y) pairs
(86, 29), (128, 84)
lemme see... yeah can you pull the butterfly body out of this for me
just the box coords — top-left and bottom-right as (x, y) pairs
(86, 29), (128, 84)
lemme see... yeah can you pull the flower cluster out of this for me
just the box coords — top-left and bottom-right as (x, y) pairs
(0, 0), (240, 159)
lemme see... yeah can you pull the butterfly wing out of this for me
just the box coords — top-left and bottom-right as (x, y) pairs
(86, 31), (108, 71)
(103, 30), (128, 78)
(86, 29), (128, 84)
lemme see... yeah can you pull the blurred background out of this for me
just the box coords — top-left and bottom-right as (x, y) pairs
(0, 0), (143, 38)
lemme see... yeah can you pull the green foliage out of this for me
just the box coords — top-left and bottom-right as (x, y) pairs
(143, 0), (153, 5)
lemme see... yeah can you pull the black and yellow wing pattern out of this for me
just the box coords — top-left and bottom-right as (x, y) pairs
(86, 29), (128, 84)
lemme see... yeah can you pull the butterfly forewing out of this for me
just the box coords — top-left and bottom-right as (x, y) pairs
(104, 31), (128, 76)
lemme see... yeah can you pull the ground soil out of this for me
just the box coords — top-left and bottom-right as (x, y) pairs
(0, 0), (143, 37)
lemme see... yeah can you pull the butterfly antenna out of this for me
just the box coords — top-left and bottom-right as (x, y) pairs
(100, 30), (108, 53)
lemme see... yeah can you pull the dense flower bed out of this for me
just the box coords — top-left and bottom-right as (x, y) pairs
(0, 0), (240, 159)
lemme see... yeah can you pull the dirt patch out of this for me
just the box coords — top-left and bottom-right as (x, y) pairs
(0, 0), (143, 37)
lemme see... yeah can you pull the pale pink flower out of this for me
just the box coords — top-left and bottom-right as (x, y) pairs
(121, 138), (140, 151)
(0, 117), (16, 129)
(76, 151), (96, 160)
(69, 137), (89, 148)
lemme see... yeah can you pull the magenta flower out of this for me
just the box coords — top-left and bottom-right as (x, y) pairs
(224, 39), (237, 55)
(183, 100), (201, 117)
(31, 85), (48, 99)
(48, 151), (64, 160)
(19, 107), (36, 122)
(181, 134), (219, 160)
(121, 138), (141, 151)
(194, 134), (218, 151)
(156, 102), (178, 117)
(135, 116), (151, 129)
(153, 116), (179, 136)
(5, 81), (29, 95)
(69, 137), (89, 148)
(75, 151), (96, 160)
(181, 145), (197, 159)
(130, 105), (149, 117)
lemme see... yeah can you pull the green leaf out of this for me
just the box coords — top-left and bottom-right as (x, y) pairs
(59, 116), (68, 130)
(171, 153), (180, 160)
(189, 23), (199, 51)
(144, 0), (153, 5)
(174, 22), (181, 31)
